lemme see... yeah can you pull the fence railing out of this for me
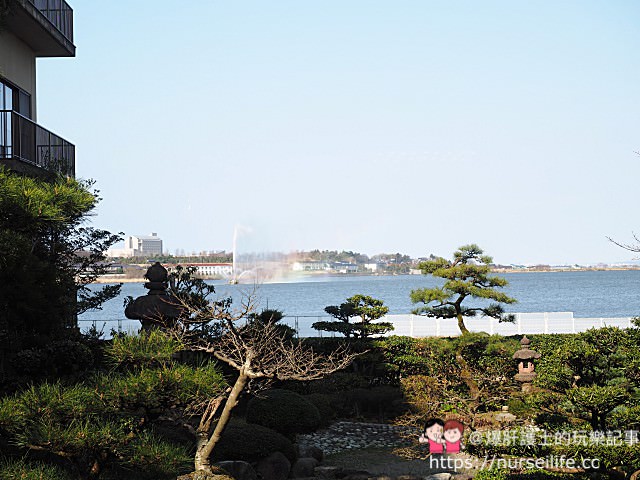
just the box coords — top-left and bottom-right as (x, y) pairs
(28, 0), (74, 43)
(0, 110), (75, 177)
(78, 312), (635, 339)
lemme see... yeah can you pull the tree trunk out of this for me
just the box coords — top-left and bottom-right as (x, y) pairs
(453, 301), (477, 407)
(454, 300), (469, 335)
(589, 409), (599, 431)
(456, 350), (479, 407)
(456, 313), (470, 335)
(194, 371), (249, 472)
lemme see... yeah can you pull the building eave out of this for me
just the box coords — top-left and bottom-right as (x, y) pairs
(5, 0), (75, 57)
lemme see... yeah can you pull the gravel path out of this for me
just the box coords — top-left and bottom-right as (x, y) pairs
(298, 421), (415, 455)
(297, 422), (479, 479)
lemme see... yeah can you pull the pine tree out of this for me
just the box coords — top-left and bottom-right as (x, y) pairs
(410, 244), (516, 335)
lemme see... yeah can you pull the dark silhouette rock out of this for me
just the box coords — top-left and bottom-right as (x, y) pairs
(298, 444), (324, 462)
(214, 461), (257, 480)
(314, 465), (343, 479)
(255, 451), (291, 480)
(338, 470), (371, 480)
(291, 457), (319, 478)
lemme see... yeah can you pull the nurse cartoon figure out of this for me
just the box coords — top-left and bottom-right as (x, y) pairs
(443, 419), (464, 454)
(419, 418), (445, 454)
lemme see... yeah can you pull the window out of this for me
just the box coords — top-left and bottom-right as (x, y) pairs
(0, 83), (13, 157)
(0, 77), (31, 118)
(0, 82), (13, 110)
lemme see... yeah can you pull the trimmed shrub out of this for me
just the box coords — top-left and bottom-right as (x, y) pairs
(304, 393), (336, 426)
(246, 389), (321, 437)
(211, 421), (295, 462)
(308, 372), (369, 394)
(11, 340), (94, 377)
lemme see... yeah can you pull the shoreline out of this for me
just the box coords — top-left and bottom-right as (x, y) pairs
(92, 267), (640, 284)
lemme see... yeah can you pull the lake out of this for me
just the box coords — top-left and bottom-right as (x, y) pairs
(79, 270), (640, 333)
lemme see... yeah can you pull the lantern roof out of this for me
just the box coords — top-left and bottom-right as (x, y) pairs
(513, 335), (541, 360)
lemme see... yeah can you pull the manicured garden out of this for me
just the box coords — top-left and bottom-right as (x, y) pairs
(1, 325), (639, 479)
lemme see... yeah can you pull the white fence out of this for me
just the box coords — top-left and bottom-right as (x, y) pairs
(78, 312), (634, 339)
(284, 313), (635, 338)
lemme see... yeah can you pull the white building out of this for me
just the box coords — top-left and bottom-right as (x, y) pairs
(364, 263), (385, 272)
(292, 261), (329, 272)
(106, 233), (163, 258)
(331, 262), (358, 273)
(188, 263), (233, 277)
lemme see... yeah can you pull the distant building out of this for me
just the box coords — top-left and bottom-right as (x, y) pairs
(292, 261), (329, 272)
(107, 233), (163, 257)
(364, 263), (384, 272)
(185, 263), (233, 277)
(331, 262), (358, 273)
(127, 233), (163, 256)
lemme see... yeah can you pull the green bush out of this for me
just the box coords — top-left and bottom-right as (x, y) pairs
(0, 382), (103, 429)
(97, 362), (226, 414)
(0, 332), (228, 478)
(105, 330), (184, 369)
(474, 468), (592, 480)
(333, 386), (404, 420)
(122, 431), (193, 479)
(308, 371), (369, 394)
(374, 336), (444, 379)
(304, 393), (336, 426)
(11, 340), (94, 377)
(464, 427), (550, 459)
(551, 441), (640, 473)
(246, 389), (321, 436)
(211, 421), (296, 462)
(608, 403), (640, 431)
(0, 457), (72, 480)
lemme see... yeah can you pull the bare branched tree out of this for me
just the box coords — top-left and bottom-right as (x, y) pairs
(607, 232), (640, 253)
(162, 287), (357, 473)
(607, 152), (640, 254)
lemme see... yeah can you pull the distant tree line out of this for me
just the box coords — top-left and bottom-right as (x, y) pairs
(115, 253), (234, 265)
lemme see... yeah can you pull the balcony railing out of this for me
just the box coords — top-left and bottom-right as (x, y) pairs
(0, 110), (75, 177)
(28, 0), (74, 44)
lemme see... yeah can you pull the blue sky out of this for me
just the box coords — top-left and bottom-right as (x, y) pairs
(35, 1), (640, 264)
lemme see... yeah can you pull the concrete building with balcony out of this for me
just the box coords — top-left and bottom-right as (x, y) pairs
(0, 0), (75, 178)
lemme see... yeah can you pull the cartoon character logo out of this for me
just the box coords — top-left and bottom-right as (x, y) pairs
(443, 419), (464, 453)
(419, 418), (445, 454)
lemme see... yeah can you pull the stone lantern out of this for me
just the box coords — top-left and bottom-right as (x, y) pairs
(124, 262), (185, 331)
(513, 335), (541, 393)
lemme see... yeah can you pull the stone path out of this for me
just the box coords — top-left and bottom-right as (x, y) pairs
(297, 422), (478, 479)
(298, 421), (415, 455)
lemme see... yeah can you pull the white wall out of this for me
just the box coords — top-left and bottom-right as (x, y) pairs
(0, 30), (36, 119)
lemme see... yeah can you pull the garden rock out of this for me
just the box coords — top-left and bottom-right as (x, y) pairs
(338, 469), (371, 480)
(298, 444), (324, 462)
(255, 451), (291, 480)
(425, 475), (452, 480)
(291, 457), (319, 478)
(314, 465), (343, 478)
(214, 461), (257, 480)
